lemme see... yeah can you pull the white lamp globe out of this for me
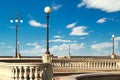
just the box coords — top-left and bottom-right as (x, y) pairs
(10, 19), (13, 23)
(20, 20), (23, 23)
(18, 42), (20, 45)
(44, 6), (51, 14)
(15, 19), (18, 23)
(112, 34), (115, 38)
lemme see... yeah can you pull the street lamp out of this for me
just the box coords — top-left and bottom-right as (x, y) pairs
(10, 13), (23, 58)
(112, 34), (115, 55)
(42, 6), (53, 63)
(68, 44), (71, 58)
(44, 6), (51, 54)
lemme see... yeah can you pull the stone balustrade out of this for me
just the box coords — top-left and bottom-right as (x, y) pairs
(52, 58), (120, 73)
(0, 62), (53, 80)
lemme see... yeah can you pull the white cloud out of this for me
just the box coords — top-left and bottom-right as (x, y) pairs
(66, 22), (77, 28)
(90, 36), (120, 55)
(115, 36), (120, 41)
(21, 48), (45, 55)
(91, 42), (112, 51)
(26, 42), (42, 49)
(29, 20), (46, 28)
(21, 42), (85, 56)
(96, 18), (107, 23)
(21, 42), (45, 55)
(51, 3), (62, 11)
(49, 39), (72, 43)
(77, 0), (120, 13)
(77, 3), (85, 8)
(6, 46), (13, 48)
(20, 36), (120, 56)
(80, 37), (85, 40)
(53, 35), (62, 39)
(50, 43), (85, 56)
(0, 42), (5, 45)
(0, 42), (13, 49)
(70, 26), (89, 36)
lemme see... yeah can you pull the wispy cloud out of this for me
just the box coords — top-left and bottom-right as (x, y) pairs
(29, 20), (46, 28)
(21, 42), (85, 56)
(0, 42), (13, 49)
(96, 18), (107, 24)
(49, 39), (73, 43)
(0, 42), (5, 45)
(80, 37), (85, 40)
(21, 42), (45, 55)
(115, 36), (120, 41)
(53, 35), (62, 39)
(26, 42), (43, 49)
(51, 3), (62, 11)
(70, 26), (89, 36)
(77, 0), (120, 13)
(96, 17), (119, 24)
(91, 42), (112, 51)
(77, 2), (85, 8)
(66, 22), (77, 28)
(50, 43), (85, 56)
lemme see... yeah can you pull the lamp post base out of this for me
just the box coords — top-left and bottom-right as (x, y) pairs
(111, 53), (116, 59)
(42, 53), (53, 63)
(45, 51), (50, 54)
(14, 53), (21, 58)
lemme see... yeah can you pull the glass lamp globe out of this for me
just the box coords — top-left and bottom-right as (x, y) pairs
(15, 19), (18, 23)
(20, 20), (23, 23)
(44, 6), (51, 13)
(10, 19), (13, 23)
(112, 34), (115, 38)
(18, 42), (20, 45)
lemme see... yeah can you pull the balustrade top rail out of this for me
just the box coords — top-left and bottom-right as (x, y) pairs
(0, 62), (49, 66)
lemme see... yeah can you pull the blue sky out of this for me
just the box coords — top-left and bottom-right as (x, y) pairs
(0, 0), (120, 56)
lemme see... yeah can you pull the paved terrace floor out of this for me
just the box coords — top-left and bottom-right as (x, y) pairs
(60, 72), (120, 80)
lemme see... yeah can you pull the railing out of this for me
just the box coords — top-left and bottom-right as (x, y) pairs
(52, 58), (120, 73)
(0, 62), (53, 80)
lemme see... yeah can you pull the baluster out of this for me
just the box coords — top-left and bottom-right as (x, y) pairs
(105, 61), (106, 69)
(14, 66), (19, 80)
(40, 67), (43, 80)
(24, 67), (28, 80)
(30, 66), (33, 80)
(19, 66), (23, 80)
(11, 67), (15, 79)
(35, 66), (38, 80)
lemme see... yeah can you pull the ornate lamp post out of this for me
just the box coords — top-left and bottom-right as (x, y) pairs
(10, 13), (23, 58)
(111, 34), (116, 59)
(42, 6), (53, 63)
(112, 34), (115, 55)
(68, 44), (71, 58)
(44, 6), (51, 54)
